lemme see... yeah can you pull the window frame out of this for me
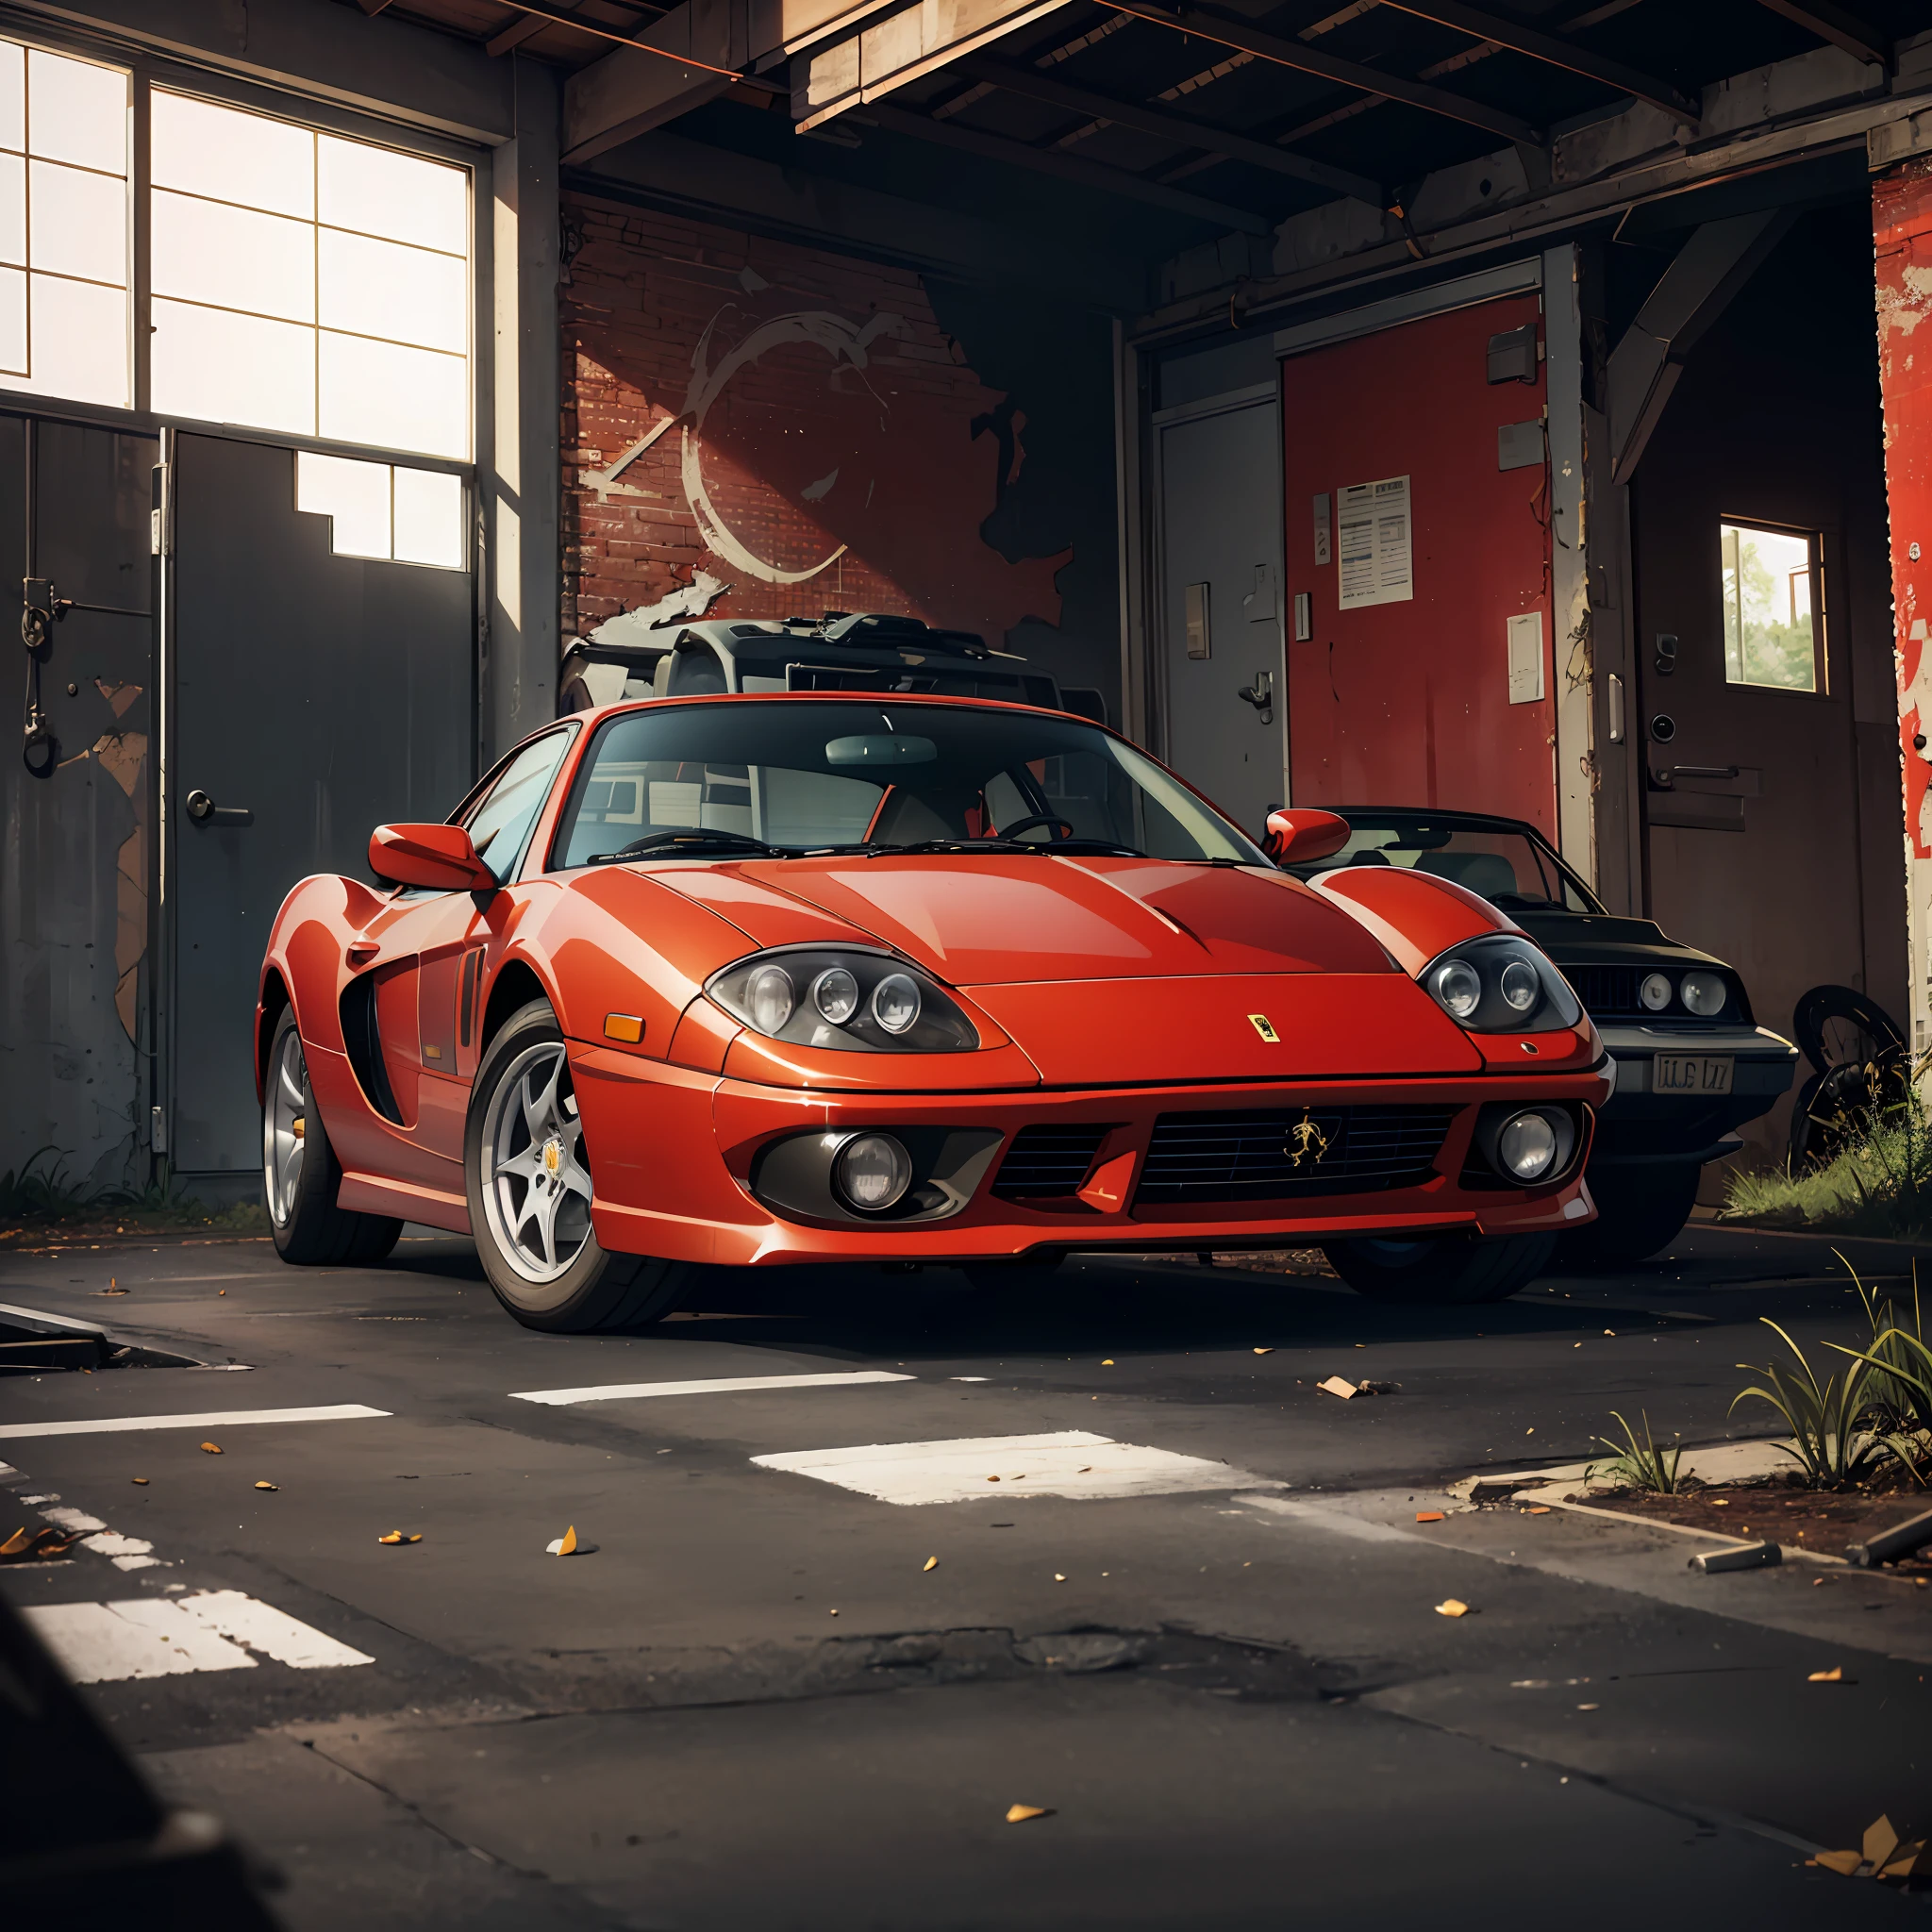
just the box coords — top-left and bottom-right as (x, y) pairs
(1718, 514), (1828, 698)
(458, 723), (579, 888)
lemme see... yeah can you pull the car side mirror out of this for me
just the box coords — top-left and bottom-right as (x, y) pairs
(369, 823), (496, 892)
(1263, 808), (1351, 866)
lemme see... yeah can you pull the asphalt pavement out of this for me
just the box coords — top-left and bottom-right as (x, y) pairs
(1, 1223), (1926, 1928)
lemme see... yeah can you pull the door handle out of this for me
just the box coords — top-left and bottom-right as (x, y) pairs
(1236, 670), (1274, 725)
(346, 940), (379, 966)
(185, 788), (253, 826)
(1651, 764), (1740, 790)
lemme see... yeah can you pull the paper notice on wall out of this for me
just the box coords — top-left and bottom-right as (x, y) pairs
(1336, 476), (1412, 609)
(1507, 611), (1545, 705)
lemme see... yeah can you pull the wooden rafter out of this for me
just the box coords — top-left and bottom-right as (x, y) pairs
(1756, 0), (1889, 67)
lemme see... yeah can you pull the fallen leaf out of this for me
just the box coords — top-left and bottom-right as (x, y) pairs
(1526, 1506), (1552, 1515)
(1865, 1817), (1901, 1870)
(828, 1607), (839, 1616)
(1076, 1466), (1091, 1474)
(1576, 1702), (1600, 1711)
(1415, 1511), (1445, 1523)
(1253, 1347), (1273, 1355)
(1006, 1805), (1050, 1824)
(1101, 1358), (1114, 1366)
(0, 1527), (30, 1557)
(1317, 1375), (1357, 1400)
(1525, 1427), (1535, 1435)
(1807, 1667), (1844, 1683)
(200, 1441), (223, 1455)
(1814, 1850), (1863, 1876)
(1883, 1840), (1924, 1881)
(1, 1526), (81, 1563)
(986, 1474), (1001, 1483)
(548, 1524), (579, 1557)
(1053, 1573), (1066, 1582)
(1710, 1498), (1728, 1506)
(1435, 1599), (1471, 1618)
(254, 1481), (278, 1491)
(377, 1531), (421, 1545)
(131, 1477), (148, 1485)
(923, 1557), (938, 1572)
(1603, 1329), (1615, 1337)
(218, 1289), (225, 1295)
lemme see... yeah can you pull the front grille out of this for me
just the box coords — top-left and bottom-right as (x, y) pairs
(1135, 1105), (1457, 1205)
(1564, 964), (1641, 1019)
(991, 1125), (1109, 1200)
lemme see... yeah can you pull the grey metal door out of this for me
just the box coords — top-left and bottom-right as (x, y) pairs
(167, 431), (474, 1179)
(1157, 396), (1286, 840)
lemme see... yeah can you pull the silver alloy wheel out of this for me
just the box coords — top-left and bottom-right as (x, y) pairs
(479, 1041), (594, 1285)
(263, 1024), (308, 1226)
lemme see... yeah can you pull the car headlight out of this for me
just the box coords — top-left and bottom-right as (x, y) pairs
(1680, 970), (1727, 1017)
(1420, 935), (1581, 1034)
(707, 948), (979, 1053)
(1640, 972), (1673, 1011)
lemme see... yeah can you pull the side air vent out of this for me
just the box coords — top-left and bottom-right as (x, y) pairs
(340, 974), (403, 1125)
(991, 1125), (1109, 1201)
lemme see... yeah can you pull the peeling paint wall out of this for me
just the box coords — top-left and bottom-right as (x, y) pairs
(559, 192), (1118, 708)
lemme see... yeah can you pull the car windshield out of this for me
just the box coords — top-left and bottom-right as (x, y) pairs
(1287, 813), (1600, 913)
(550, 700), (1263, 869)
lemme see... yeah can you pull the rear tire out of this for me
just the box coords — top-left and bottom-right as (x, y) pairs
(1323, 1232), (1556, 1305)
(466, 998), (692, 1332)
(1557, 1163), (1700, 1270)
(262, 1006), (403, 1266)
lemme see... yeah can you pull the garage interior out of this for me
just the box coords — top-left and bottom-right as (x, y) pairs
(1, 0), (1930, 1205)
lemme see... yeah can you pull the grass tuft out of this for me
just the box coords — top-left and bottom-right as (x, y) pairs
(1721, 1096), (1932, 1241)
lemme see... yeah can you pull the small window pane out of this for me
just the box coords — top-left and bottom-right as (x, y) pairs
(152, 296), (312, 434)
(0, 264), (24, 375)
(27, 48), (124, 175)
(317, 134), (465, 254)
(25, 274), (125, 406)
(0, 151), (21, 266)
(0, 43), (24, 154)
(1721, 522), (1817, 692)
(296, 451), (390, 558)
(152, 92), (312, 219)
(392, 466), (461, 568)
(153, 190), (312, 324)
(318, 228), (465, 353)
(319, 330), (466, 458)
(466, 733), (572, 884)
(29, 159), (124, 283)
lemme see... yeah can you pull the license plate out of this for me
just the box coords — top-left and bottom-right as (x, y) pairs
(1654, 1054), (1733, 1095)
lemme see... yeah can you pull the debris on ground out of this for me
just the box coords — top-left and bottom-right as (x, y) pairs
(1005, 1805), (1051, 1824)
(1689, 1541), (1780, 1573)
(131, 1476), (148, 1485)
(1053, 1573), (1066, 1582)
(377, 1530), (421, 1545)
(546, 1525), (581, 1556)
(1317, 1376), (1358, 1399)
(0, 1525), (80, 1562)
(1435, 1599), (1471, 1617)
(1848, 1504), (1932, 1569)
(1253, 1347), (1274, 1355)
(1415, 1511), (1445, 1523)
(199, 1441), (222, 1454)
(1807, 1665), (1847, 1682)
(1807, 1815), (1924, 1881)
(923, 1557), (939, 1572)
(254, 1481), (277, 1491)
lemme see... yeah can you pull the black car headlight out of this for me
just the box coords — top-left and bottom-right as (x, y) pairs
(1421, 934), (1582, 1033)
(707, 948), (980, 1053)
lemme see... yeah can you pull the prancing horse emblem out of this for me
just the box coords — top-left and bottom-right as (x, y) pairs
(1286, 1111), (1331, 1169)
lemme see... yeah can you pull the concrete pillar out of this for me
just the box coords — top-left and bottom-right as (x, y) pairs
(484, 62), (562, 765)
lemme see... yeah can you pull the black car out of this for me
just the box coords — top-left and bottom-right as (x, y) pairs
(1286, 808), (1797, 1265)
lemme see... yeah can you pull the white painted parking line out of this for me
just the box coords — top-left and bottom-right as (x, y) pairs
(509, 1371), (915, 1407)
(0, 1403), (390, 1440)
(1235, 1492), (1420, 1545)
(25, 1591), (374, 1682)
(751, 1430), (1281, 1506)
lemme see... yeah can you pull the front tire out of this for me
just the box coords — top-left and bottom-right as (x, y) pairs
(262, 1006), (402, 1266)
(1557, 1163), (1700, 1269)
(1322, 1232), (1556, 1305)
(465, 999), (692, 1332)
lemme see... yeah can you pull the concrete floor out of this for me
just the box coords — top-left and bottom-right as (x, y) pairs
(1, 1225), (1925, 1928)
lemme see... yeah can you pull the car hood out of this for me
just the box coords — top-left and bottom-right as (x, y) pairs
(653, 853), (1394, 985)
(1510, 909), (1727, 968)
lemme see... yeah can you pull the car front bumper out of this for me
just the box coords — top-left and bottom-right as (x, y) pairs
(1590, 1024), (1798, 1167)
(568, 1045), (1607, 1267)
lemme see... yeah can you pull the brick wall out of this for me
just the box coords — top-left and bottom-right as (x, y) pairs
(561, 192), (1073, 650)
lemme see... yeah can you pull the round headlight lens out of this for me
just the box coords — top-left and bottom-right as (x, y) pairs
(1640, 971), (1674, 1012)
(1498, 1109), (1559, 1181)
(1433, 959), (1482, 1020)
(872, 973), (923, 1035)
(1680, 971), (1726, 1017)
(747, 964), (794, 1034)
(833, 1132), (912, 1212)
(1499, 958), (1541, 1015)
(811, 967), (860, 1025)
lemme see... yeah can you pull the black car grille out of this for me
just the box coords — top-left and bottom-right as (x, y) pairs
(991, 1125), (1109, 1200)
(1563, 964), (1643, 1020)
(1135, 1106), (1457, 1205)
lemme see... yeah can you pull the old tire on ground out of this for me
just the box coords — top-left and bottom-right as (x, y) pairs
(262, 1005), (403, 1266)
(1557, 1162), (1700, 1270)
(466, 998), (691, 1332)
(1322, 1232), (1556, 1305)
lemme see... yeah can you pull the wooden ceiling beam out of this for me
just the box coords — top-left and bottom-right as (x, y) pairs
(1755, 0), (1888, 67)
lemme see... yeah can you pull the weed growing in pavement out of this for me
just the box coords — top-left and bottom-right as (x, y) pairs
(1722, 1091), (1932, 1240)
(1731, 1317), (1887, 1490)
(0, 1146), (264, 1235)
(1587, 1410), (1684, 1493)
(1825, 1258), (1932, 1488)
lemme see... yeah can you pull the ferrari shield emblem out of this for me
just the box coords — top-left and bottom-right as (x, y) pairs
(1248, 1013), (1279, 1043)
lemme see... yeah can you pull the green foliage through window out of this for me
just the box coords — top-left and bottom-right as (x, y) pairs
(1720, 522), (1817, 691)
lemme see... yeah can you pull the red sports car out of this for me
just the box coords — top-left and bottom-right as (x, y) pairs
(255, 693), (1607, 1329)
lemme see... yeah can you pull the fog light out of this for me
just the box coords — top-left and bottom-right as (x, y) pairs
(1432, 958), (1482, 1019)
(1498, 1109), (1559, 1181)
(748, 963), (794, 1034)
(1640, 972), (1673, 1011)
(834, 1132), (913, 1212)
(1680, 970), (1725, 1017)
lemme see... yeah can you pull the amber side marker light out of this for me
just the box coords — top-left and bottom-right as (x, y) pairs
(604, 1013), (645, 1043)
(1248, 1014), (1280, 1043)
